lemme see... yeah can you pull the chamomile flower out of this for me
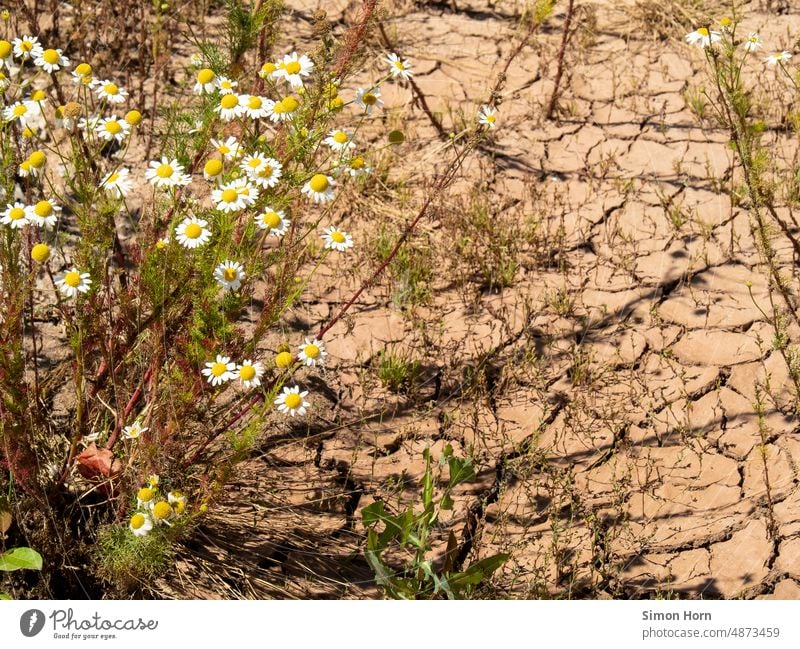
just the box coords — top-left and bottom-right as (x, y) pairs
(123, 419), (149, 440)
(212, 182), (250, 212)
(272, 51), (314, 88)
(210, 136), (242, 161)
(26, 151), (47, 177)
(202, 354), (236, 386)
(55, 268), (92, 298)
(129, 512), (153, 537)
(213, 260), (245, 290)
(385, 52), (413, 79)
(298, 338), (327, 367)
(301, 174), (335, 203)
(478, 105), (497, 129)
(321, 226), (354, 252)
(26, 199), (61, 228)
(743, 32), (762, 53)
(0, 71), (9, 91)
(242, 95), (274, 119)
(274, 385), (309, 417)
(193, 68), (218, 94)
(0, 40), (11, 68)
(355, 87), (383, 114)
(341, 155), (371, 177)
(235, 359), (265, 388)
(34, 47), (69, 73)
(71, 62), (94, 85)
(136, 487), (156, 508)
(215, 92), (245, 121)
(324, 129), (355, 153)
(95, 80), (128, 104)
(100, 168), (133, 198)
(243, 155), (282, 188)
(151, 501), (173, 525)
(168, 491), (187, 515)
(3, 100), (39, 126)
(267, 95), (300, 123)
(203, 158), (224, 182)
(231, 177), (259, 205)
(765, 51), (792, 66)
(685, 27), (721, 49)
(255, 208), (289, 236)
(1, 202), (29, 229)
(12, 35), (43, 60)
(175, 217), (211, 249)
(216, 76), (238, 94)
(145, 156), (191, 188)
(95, 115), (131, 143)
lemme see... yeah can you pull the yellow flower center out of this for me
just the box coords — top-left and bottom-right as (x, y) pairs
(221, 189), (238, 203)
(20, 161), (31, 173)
(262, 211), (281, 228)
(394, 60), (406, 70)
(281, 96), (299, 112)
(350, 157), (365, 169)
(223, 267), (238, 281)
(29, 151), (46, 167)
(8, 206), (26, 221)
(197, 68), (215, 84)
(239, 365), (256, 381)
(284, 393), (302, 409)
(218, 144), (230, 155)
(284, 61), (301, 75)
(75, 62), (92, 76)
(64, 271), (81, 288)
(332, 131), (348, 144)
(204, 159), (223, 176)
(362, 92), (377, 105)
(697, 27), (709, 37)
(31, 89), (46, 102)
(0, 40), (11, 58)
(211, 361), (227, 377)
(13, 104), (27, 117)
(275, 351), (294, 368)
(486, 114), (496, 123)
(137, 487), (154, 502)
(303, 344), (320, 359)
(31, 243), (50, 262)
(130, 513), (146, 529)
(103, 82), (119, 95)
(331, 231), (345, 243)
(106, 172), (120, 183)
(156, 163), (173, 178)
(248, 96), (262, 109)
(152, 501), (173, 520)
(261, 62), (276, 75)
(20, 41), (33, 53)
(220, 94), (239, 109)
(220, 80), (233, 89)
(248, 158), (262, 169)
(184, 222), (202, 239)
(259, 165), (273, 178)
(34, 201), (53, 217)
(309, 174), (329, 192)
(105, 120), (122, 134)
(125, 110), (142, 125)
(42, 49), (60, 64)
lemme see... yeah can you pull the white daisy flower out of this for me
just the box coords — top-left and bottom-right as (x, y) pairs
(267, 96), (300, 123)
(321, 226), (354, 252)
(355, 87), (383, 114)
(213, 260), (245, 291)
(212, 182), (250, 212)
(272, 51), (315, 88)
(168, 491), (187, 515)
(215, 93), (245, 121)
(232, 177), (260, 205)
(129, 513), (153, 537)
(385, 52), (413, 79)
(123, 419), (149, 440)
(2, 100), (40, 126)
(55, 267), (92, 298)
(255, 208), (289, 236)
(341, 155), (371, 177)
(211, 136), (242, 161)
(743, 32), (762, 53)
(145, 156), (191, 188)
(136, 486), (156, 508)
(34, 47), (70, 73)
(324, 129), (355, 153)
(242, 95), (274, 119)
(1, 202), (30, 229)
(203, 158), (224, 182)
(100, 168), (133, 198)
(95, 80), (128, 104)
(95, 115), (131, 143)
(202, 354), (236, 386)
(274, 385), (309, 417)
(765, 51), (792, 66)
(235, 359), (264, 388)
(193, 68), (218, 94)
(175, 217), (211, 249)
(298, 338), (327, 367)
(12, 35), (43, 60)
(77, 114), (102, 133)
(685, 27), (721, 49)
(478, 105), (497, 129)
(151, 501), (174, 525)
(301, 174), (335, 203)
(244, 156), (282, 188)
(240, 153), (270, 175)
(26, 199), (61, 228)
(70, 62), (94, 86)
(216, 76), (238, 94)
(0, 39), (12, 69)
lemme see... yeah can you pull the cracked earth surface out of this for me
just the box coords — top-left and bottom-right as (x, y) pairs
(165, 1), (800, 599)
